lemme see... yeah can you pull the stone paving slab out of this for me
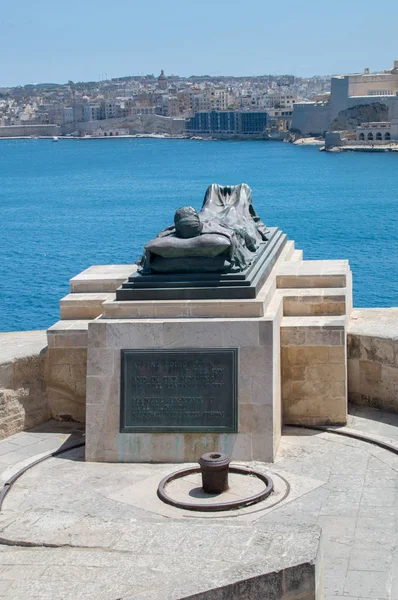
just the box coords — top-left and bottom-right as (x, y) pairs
(0, 421), (84, 484)
(0, 525), (321, 600)
(107, 465), (323, 521)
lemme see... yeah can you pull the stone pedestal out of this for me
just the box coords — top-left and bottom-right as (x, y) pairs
(85, 311), (282, 462)
(45, 241), (352, 463)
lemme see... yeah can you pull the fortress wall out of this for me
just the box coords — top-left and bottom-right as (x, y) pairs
(291, 103), (332, 135)
(0, 124), (60, 137)
(346, 95), (398, 119)
(347, 309), (398, 412)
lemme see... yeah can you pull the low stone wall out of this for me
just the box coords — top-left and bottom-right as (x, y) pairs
(1, 307), (397, 440)
(0, 331), (50, 440)
(348, 309), (398, 412)
(0, 124), (60, 137)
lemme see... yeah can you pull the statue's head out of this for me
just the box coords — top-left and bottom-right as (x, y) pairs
(174, 206), (203, 239)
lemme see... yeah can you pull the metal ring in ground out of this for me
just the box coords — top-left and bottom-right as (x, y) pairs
(157, 465), (274, 512)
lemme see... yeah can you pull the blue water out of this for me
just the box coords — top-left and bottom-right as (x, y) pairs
(0, 138), (397, 332)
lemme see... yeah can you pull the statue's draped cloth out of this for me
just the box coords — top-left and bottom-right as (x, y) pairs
(138, 184), (269, 274)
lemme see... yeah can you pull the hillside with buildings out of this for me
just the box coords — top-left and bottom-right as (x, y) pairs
(0, 70), (329, 138)
(1, 62), (398, 144)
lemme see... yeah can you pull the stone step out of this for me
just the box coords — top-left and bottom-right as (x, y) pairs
(280, 315), (346, 346)
(277, 259), (350, 289)
(102, 239), (297, 320)
(282, 240), (295, 261)
(70, 264), (136, 293)
(47, 320), (90, 348)
(290, 249), (303, 262)
(60, 293), (115, 320)
(282, 288), (346, 317)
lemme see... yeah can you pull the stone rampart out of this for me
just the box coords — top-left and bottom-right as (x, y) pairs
(0, 124), (60, 137)
(291, 103), (331, 136)
(348, 309), (398, 412)
(0, 331), (50, 440)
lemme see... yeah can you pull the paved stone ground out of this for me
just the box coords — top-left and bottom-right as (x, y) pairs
(0, 407), (398, 599)
(0, 421), (84, 483)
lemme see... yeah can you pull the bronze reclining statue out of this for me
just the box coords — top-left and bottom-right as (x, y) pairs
(137, 184), (269, 274)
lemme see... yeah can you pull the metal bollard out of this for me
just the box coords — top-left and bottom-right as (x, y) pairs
(198, 452), (231, 494)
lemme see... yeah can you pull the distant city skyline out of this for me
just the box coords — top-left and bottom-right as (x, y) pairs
(1, 0), (398, 88)
(4, 72), (329, 89)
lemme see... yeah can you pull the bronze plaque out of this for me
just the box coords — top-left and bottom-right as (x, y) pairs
(120, 349), (238, 433)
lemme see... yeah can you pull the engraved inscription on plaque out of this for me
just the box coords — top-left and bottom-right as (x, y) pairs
(120, 349), (238, 433)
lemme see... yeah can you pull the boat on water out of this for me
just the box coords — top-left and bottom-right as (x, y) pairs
(52, 136), (59, 142)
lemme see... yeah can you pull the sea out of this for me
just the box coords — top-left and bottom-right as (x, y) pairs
(0, 138), (397, 332)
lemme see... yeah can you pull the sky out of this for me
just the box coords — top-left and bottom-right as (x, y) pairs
(1, 0), (398, 87)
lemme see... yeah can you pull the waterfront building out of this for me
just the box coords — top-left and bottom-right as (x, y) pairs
(356, 120), (398, 141)
(93, 127), (129, 136)
(186, 110), (267, 135)
(239, 111), (268, 134)
(187, 111), (235, 134)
